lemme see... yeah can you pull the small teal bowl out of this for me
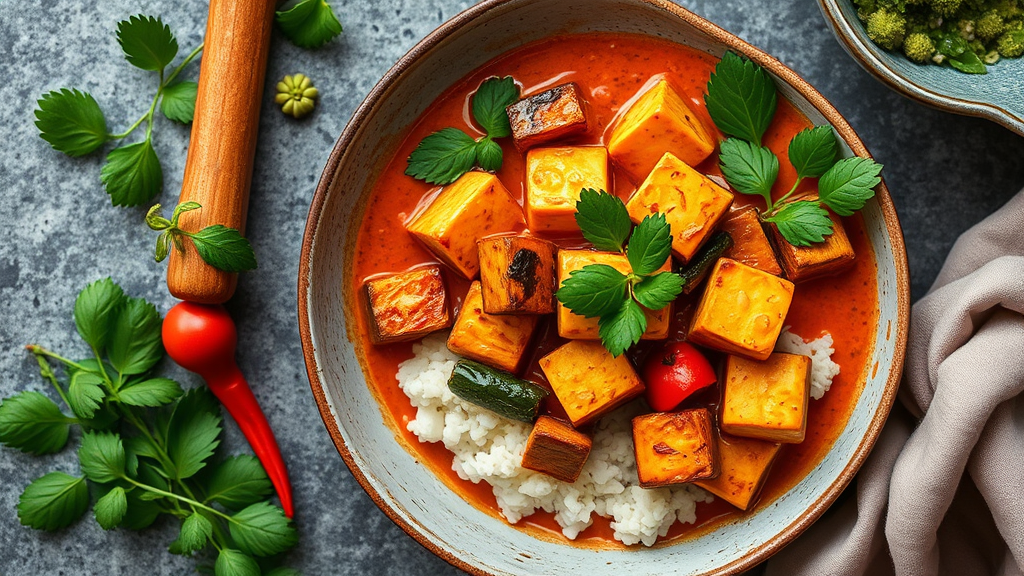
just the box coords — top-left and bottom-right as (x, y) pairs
(818, 0), (1024, 136)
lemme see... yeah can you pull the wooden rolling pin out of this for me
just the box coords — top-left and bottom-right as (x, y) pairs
(167, 0), (277, 304)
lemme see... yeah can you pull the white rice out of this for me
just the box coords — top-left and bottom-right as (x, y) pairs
(774, 328), (841, 400)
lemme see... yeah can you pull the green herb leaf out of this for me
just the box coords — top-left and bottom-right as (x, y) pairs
(475, 138), (503, 172)
(175, 512), (214, 555)
(275, 0), (343, 49)
(188, 225), (258, 273)
(556, 264), (628, 318)
(78, 431), (126, 483)
(167, 388), (222, 479)
(117, 15), (178, 71)
(206, 455), (273, 510)
(108, 296), (163, 376)
(155, 231), (171, 262)
(718, 138), (779, 207)
(818, 157), (882, 216)
(17, 472), (89, 531)
(471, 76), (518, 138)
(101, 140), (163, 207)
(405, 128), (479, 185)
(121, 488), (162, 530)
(74, 277), (125, 352)
(215, 549), (261, 576)
(597, 298), (646, 358)
(94, 486), (128, 530)
(633, 272), (684, 311)
(950, 50), (988, 74)
(229, 502), (299, 557)
(788, 125), (838, 179)
(160, 81), (198, 123)
(118, 378), (183, 407)
(34, 89), (109, 157)
(626, 213), (672, 276)
(765, 201), (834, 247)
(0, 391), (71, 455)
(574, 189), (632, 252)
(68, 371), (106, 419)
(704, 51), (778, 146)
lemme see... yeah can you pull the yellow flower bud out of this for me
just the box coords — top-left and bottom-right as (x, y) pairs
(275, 73), (318, 119)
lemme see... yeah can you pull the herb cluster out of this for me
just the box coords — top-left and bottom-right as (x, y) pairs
(146, 203), (258, 273)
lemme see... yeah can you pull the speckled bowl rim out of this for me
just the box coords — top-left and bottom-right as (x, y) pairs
(816, 0), (1024, 137)
(297, 1), (911, 574)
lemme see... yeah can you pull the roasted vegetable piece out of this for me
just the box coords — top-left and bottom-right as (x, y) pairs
(405, 171), (525, 279)
(687, 258), (794, 361)
(694, 433), (781, 510)
(632, 408), (719, 487)
(539, 340), (645, 427)
(641, 341), (717, 412)
(625, 152), (734, 263)
(364, 266), (452, 344)
(447, 359), (548, 423)
(557, 249), (671, 340)
(720, 206), (782, 276)
(677, 232), (733, 294)
(478, 235), (557, 315)
(506, 82), (589, 151)
(608, 79), (716, 182)
(768, 206), (855, 283)
(526, 146), (609, 233)
(447, 281), (539, 373)
(521, 415), (593, 483)
(720, 353), (811, 443)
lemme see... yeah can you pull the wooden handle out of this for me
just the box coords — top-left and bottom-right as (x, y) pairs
(167, 0), (277, 304)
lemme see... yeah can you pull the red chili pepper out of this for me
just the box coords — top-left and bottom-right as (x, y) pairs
(162, 302), (294, 518)
(642, 341), (717, 412)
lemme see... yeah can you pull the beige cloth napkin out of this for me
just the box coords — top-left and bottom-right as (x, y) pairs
(765, 189), (1024, 576)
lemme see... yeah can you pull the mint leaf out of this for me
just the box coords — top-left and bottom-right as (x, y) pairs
(94, 486), (128, 530)
(229, 502), (299, 557)
(68, 371), (106, 419)
(117, 15), (178, 71)
(626, 213), (672, 276)
(788, 126), (838, 179)
(556, 264), (628, 318)
(160, 81), (198, 124)
(17, 472), (89, 531)
(949, 49), (987, 74)
(74, 277), (125, 352)
(0, 391), (71, 455)
(108, 296), (163, 376)
(704, 51), (778, 146)
(766, 201), (834, 247)
(118, 378), (183, 407)
(633, 272), (684, 311)
(78, 431), (126, 483)
(471, 76), (519, 137)
(719, 138), (779, 207)
(101, 140), (163, 207)
(34, 89), (109, 157)
(189, 225), (258, 273)
(818, 157), (882, 216)
(574, 189), (632, 252)
(598, 298), (646, 357)
(206, 455), (273, 510)
(167, 388), (222, 479)
(405, 128), (479, 185)
(475, 138), (503, 172)
(215, 549), (261, 576)
(276, 0), (343, 49)
(175, 512), (213, 555)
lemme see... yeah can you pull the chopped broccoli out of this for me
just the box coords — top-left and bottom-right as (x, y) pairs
(976, 10), (1007, 39)
(931, 0), (964, 16)
(904, 31), (938, 60)
(996, 29), (1024, 55)
(867, 8), (909, 49)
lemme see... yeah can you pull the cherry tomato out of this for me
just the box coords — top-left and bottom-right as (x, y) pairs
(642, 342), (716, 412)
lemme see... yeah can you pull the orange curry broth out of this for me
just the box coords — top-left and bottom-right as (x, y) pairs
(349, 34), (878, 548)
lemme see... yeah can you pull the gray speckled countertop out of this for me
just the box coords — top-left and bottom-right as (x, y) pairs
(0, 1), (1022, 575)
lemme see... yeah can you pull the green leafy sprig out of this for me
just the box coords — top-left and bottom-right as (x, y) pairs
(275, 0), (343, 49)
(0, 279), (298, 576)
(556, 190), (684, 357)
(705, 52), (884, 247)
(406, 76), (520, 185)
(145, 203), (258, 273)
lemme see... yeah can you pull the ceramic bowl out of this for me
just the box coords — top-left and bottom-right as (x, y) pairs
(817, 0), (1024, 137)
(298, 1), (910, 574)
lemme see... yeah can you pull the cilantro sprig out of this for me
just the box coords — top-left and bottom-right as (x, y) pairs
(406, 76), (521, 185)
(556, 190), (684, 357)
(705, 52), (884, 247)
(146, 203), (258, 273)
(0, 279), (298, 574)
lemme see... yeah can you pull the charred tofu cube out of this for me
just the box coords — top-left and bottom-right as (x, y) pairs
(688, 258), (794, 360)
(539, 340), (645, 427)
(625, 152), (734, 263)
(521, 416), (593, 483)
(721, 353), (811, 443)
(557, 250), (671, 340)
(364, 266), (452, 344)
(694, 434), (782, 510)
(478, 235), (557, 315)
(769, 208), (855, 283)
(632, 408), (719, 487)
(406, 171), (525, 279)
(720, 206), (782, 276)
(506, 82), (588, 151)
(447, 281), (539, 373)
(526, 146), (609, 233)
(608, 79), (716, 183)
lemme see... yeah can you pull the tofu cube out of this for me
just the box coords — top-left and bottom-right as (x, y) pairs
(526, 147), (609, 233)
(720, 206), (782, 276)
(608, 79), (716, 182)
(478, 235), (557, 315)
(632, 408), (719, 487)
(539, 340), (645, 427)
(694, 434), (782, 510)
(447, 281), (539, 373)
(769, 208), (855, 283)
(364, 266), (452, 344)
(557, 250), (671, 340)
(688, 258), (794, 360)
(506, 82), (588, 151)
(721, 353), (811, 443)
(521, 416), (593, 483)
(625, 152), (734, 263)
(406, 171), (525, 279)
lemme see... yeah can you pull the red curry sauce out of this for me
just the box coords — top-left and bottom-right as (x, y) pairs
(349, 34), (879, 548)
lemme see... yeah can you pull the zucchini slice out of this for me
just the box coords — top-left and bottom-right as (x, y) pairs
(447, 360), (548, 423)
(678, 232), (733, 294)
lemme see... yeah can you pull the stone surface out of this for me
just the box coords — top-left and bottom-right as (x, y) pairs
(0, 0), (1021, 575)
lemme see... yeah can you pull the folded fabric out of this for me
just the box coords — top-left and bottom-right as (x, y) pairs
(765, 189), (1024, 576)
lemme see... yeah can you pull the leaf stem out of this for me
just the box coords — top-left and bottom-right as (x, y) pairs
(27, 349), (74, 410)
(768, 177), (805, 216)
(108, 112), (149, 140)
(27, 345), (91, 373)
(125, 477), (233, 522)
(164, 43), (204, 87)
